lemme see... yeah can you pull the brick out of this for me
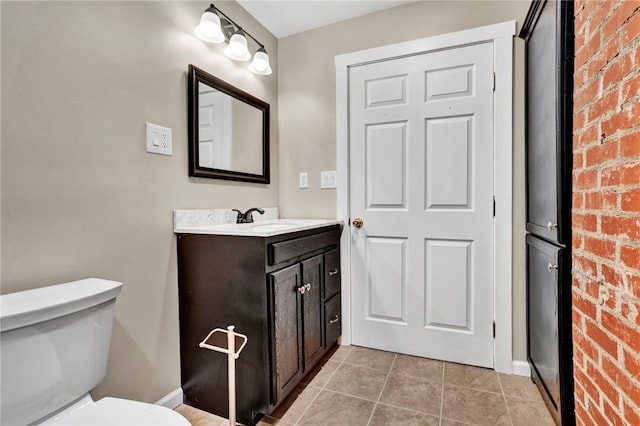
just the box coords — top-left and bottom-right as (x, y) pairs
(602, 164), (621, 187)
(574, 192), (585, 210)
(623, 8), (640, 45)
(629, 274), (640, 299)
(624, 348), (640, 378)
(576, 255), (598, 278)
(574, 110), (587, 133)
(587, 360), (621, 408)
(602, 263), (624, 286)
(621, 244), (640, 271)
(585, 140), (619, 166)
(574, 82), (600, 113)
(588, 87), (619, 123)
(622, 73), (640, 104)
(574, 291), (598, 319)
(621, 300), (640, 326)
(601, 102), (640, 136)
(603, 397), (623, 424)
(573, 233), (584, 250)
(603, 1), (640, 41)
(602, 355), (640, 404)
(621, 131), (640, 157)
(574, 151), (585, 170)
(601, 215), (640, 240)
(621, 189), (640, 213)
(585, 191), (603, 209)
(576, 31), (603, 69)
(574, 212), (598, 232)
(623, 401), (640, 426)
(601, 310), (640, 353)
(575, 168), (598, 189)
(620, 162), (640, 186)
(586, 320), (619, 358)
(575, 124), (599, 149)
(584, 235), (617, 260)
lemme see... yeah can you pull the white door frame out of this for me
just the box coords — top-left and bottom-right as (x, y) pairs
(335, 21), (515, 374)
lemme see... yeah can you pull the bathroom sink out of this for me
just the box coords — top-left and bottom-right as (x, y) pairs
(174, 219), (343, 237)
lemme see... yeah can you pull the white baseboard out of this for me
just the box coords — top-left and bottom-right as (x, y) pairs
(512, 360), (531, 377)
(155, 388), (183, 409)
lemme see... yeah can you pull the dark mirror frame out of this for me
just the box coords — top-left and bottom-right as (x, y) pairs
(187, 64), (270, 183)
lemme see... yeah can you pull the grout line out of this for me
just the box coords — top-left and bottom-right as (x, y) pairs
(498, 372), (514, 425)
(292, 345), (352, 425)
(365, 353), (397, 426)
(439, 362), (445, 426)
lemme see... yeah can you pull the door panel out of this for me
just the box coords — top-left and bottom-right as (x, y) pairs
(366, 237), (406, 322)
(349, 42), (495, 367)
(527, 235), (560, 408)
(301, 256), (324, 368)
(270, 265), (302, 402)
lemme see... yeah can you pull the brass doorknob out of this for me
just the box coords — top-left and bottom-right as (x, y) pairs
(352, 218), (364, 228)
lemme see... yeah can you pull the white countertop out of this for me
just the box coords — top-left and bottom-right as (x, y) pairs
(174, 219), (344, 237)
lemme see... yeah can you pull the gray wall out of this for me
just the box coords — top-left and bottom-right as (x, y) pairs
(1, 1), (278, 402)
(277, 1), (530, 362)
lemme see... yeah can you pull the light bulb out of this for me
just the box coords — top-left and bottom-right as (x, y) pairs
(194, 6), (224, 44)
(249, 47), (272, 75)
(224, 29), (251, 61)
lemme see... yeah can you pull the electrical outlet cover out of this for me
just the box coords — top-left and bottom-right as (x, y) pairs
(146, 123), (172, 156)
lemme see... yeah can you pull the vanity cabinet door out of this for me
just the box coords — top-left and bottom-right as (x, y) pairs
(270, 264), (303, 403)
(301, 255), (324, 369)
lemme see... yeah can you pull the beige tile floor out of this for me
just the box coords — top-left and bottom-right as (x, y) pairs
(176, 345), (555, 426)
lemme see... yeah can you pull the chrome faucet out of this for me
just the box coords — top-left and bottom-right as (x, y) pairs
(232, 208), (265, 224)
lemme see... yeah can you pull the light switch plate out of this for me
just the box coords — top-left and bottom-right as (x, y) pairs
(146, 122), (172, 156)
(321, 171), (337, 189)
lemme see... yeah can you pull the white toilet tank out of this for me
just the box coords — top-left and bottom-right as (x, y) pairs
(0, 278), (123, 425)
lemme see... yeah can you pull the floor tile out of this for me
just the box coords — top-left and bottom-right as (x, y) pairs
(369, 403), (440, 425)
(378, 373), (442, 416)
(270, 383), (320, 424)
(499, 373), (542, 401)
(300, 359), (340, 388)
(175, 404), (226, 426)
(441, 384), (510, 426)
(325, 363), (388, 401)
(256, 416), (293, 425)
(392, 354), (444, 382)
(297, 390), (375, 425)
(325, 344), (352, 362)
(344, 346), (395, 372)
(507, 396), (556, 426)
(444, 362), (502, 393)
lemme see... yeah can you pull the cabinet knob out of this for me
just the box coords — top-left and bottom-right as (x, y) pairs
(305, 283), (311, 291)
(547, 222), (558, 231)
(298, 286), (306, 295)
(329, 268), (339, 276)
(352, 218), (364, 228)
(547, 263), (558, 272)
(329, 314), (340, 324)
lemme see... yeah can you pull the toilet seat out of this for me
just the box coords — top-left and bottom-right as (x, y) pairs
(50, 397), (190, 426)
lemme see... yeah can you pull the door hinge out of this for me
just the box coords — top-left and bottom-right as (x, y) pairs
(492, 72), (496, 91)
(493, 321), (496, 338)
(493, 196), (496, 217)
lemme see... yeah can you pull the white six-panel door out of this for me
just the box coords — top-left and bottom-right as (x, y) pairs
(349, 42), (495, 367)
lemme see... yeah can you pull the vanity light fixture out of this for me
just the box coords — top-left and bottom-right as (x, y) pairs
(194, 3), (272, 75)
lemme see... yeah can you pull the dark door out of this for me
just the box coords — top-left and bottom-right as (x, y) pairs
(270, 264), (303, 403)
(301, 255), (324, 369)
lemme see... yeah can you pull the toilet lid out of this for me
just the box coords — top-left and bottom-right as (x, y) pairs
(55, 397), (191, 426)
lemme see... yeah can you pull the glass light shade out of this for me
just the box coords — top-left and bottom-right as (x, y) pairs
(224, 30), (251, 61)
(194, 8), (224, 43)
(249, 47), (272, 75)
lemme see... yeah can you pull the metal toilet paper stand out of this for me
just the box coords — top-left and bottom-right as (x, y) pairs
(199, 326), (248, 426)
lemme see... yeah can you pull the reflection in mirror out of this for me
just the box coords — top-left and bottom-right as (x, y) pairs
(188, 65), (270, 183)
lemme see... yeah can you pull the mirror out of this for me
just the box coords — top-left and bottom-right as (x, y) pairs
(188, 64), (270, 183)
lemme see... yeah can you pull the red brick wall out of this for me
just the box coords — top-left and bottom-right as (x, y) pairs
(573, 0), (640, 424)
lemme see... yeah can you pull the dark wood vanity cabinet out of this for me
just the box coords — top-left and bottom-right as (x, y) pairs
(176, 225), (342, 425)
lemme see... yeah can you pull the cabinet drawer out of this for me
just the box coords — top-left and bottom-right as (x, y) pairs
(269, 228), (340, 266)
(324, 295), (341, 345)
(324, 248), (340, 300)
